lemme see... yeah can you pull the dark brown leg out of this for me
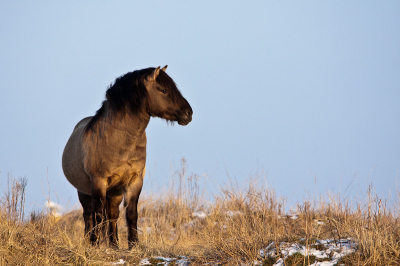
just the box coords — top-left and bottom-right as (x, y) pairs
(124, 178), (143, 249)
(78, 190), (93, 237)
(90, 179), (107, 246)
(106, 195), (123, 248)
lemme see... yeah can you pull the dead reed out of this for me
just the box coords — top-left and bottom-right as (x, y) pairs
(0, 164), (399, 265)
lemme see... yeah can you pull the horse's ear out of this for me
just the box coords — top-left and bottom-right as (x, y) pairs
(147, 66), (160, 82)
(161, 65), (168, 72)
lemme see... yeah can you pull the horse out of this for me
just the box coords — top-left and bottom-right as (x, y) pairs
(62, 66), (193, 249)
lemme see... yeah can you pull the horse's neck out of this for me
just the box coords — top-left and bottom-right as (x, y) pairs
(107, 112), (149, 138)
(95, 105), (150, 147)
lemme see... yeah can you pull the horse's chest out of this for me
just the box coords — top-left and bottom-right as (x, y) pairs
(84, 129), (147, 196)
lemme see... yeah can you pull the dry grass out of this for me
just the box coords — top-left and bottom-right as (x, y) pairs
(1, 163), (399, 265)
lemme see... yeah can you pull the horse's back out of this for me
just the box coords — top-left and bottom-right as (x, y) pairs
(74, 116), (92, 130)
(62, 117), (93, 195)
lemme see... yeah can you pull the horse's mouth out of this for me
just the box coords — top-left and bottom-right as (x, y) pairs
(178, 117), (192, 126)
(177, 108), (193, 126)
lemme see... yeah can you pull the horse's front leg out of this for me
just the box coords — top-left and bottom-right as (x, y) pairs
(124, 178), (143, 249)
(106, 195), (123, 248)
(90, 178), (107, 246)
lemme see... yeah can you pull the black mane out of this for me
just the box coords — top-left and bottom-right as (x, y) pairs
(84, 67), (182, 135)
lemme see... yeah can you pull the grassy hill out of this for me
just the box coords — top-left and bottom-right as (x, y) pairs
(1, 170), (399, 265)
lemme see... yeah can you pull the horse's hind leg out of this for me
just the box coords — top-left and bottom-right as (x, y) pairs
(106, 195), (123, 248)
(124, 177), (144, 249)
(90, 179), (108, 246)
(78, 190), (93, 237)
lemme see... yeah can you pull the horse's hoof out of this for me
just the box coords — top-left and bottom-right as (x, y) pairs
(110, 242), (119, 249)
(90, 234), (99, 246)
(128, 240), (139, 250)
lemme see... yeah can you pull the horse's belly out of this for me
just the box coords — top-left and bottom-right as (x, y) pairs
(65, 167), (92, 195)
(106, 162), (146, 197)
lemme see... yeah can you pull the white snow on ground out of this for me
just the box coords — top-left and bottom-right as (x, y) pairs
(139, 238), (356, 265)
(110, 259), (126, 265)
(277, 214), (299, 220)
(225, 210), (242, 217)
(139, 258), (152, 265)
(45, 201), (63, 217)
(314, 219), (325, 225)
(192, 211), (208, 219)
(135, 212), (355, 265)
(259, 238), (356, 266)
(137, 226), (152, 235)
(139, 256), (191, 266)
(192, 210), (243, 218)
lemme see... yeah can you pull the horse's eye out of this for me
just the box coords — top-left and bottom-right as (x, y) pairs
(160, 89), (168, 94)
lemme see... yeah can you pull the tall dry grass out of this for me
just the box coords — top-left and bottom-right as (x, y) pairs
(0, 163), (399, 265)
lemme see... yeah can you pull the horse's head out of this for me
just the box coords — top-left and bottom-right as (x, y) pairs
(144, 66), (193, 125)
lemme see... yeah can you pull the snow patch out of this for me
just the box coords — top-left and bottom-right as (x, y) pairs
(110, 259), (125, 265)
(260, 238), (356, 266)
(45, 201), (63, 217)
(139, 256), (191, 266)
(192, 211), (207, 219)
(226, 210), (242, 217)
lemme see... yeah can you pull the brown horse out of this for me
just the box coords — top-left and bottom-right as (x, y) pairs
(62, 66), (192, 249)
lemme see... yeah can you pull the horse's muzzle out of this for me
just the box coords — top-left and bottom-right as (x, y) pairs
(178, 109), (193, 125)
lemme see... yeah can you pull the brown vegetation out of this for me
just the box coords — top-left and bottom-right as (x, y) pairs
(1, 164), (399, 265)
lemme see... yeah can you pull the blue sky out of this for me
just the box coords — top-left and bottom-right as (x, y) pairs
(1, 2), (399, 211)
